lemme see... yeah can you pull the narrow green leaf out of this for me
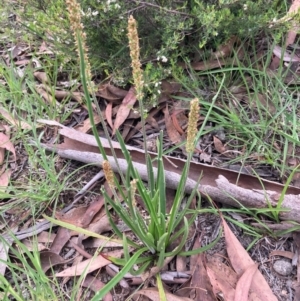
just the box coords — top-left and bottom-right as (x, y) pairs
(159, 212), (166, 235)
(169, 213), (197, 243)
(123, 233), (130, 263)
(166, 217), (189, 256)
(146, 232), (156, 253)
(43, 215), (123, 244)
(0, 275), (23, 301)
(178, 228), (222, 256)
(167, 162), (189, 242)
(116, 131), (136, 179)
(156, 242), (166, 268)
(129, 259), (152, 276)
(107, 255), (153, 266)
(77, 32), (107, 161)
(146, 154), (155, 198)
(157, 131), (166, 216)
(173, 175), (202, 231)
(91, 247), (148, 301)
(157, 232), (168, 251)
(157, 273), (167, 301)
(276, 163), (300, 222)
(103, 194), (142, 248)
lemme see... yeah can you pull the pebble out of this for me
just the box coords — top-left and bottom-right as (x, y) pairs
(273, 260), (293, 276)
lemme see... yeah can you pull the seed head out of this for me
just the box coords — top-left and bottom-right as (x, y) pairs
(127, 15), (144, 100)
(130, 179), (138, 207)
(186, 98), (200, 153)
(103, 160), (115, 189)
(66, 0), (93, 93)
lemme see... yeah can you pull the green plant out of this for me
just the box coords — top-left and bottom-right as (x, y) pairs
(93, 129), (221, 299)
(0, 235), (61, 300)
(15, 0), (292, 87)
(69, 5), (221, 296)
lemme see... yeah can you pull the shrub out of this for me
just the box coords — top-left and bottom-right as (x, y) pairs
(17, 0), (291, 85)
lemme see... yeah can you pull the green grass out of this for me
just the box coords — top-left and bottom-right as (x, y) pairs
(173, 41), (300, 179)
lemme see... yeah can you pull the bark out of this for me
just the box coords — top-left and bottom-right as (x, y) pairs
(41, 145), (300, 224)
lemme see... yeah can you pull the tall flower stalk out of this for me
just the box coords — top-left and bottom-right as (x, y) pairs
(66, 0), (93, 94)
(127, 15), (148, 157)
(186, 98), (200, 154)
(127, 15), (144, 100)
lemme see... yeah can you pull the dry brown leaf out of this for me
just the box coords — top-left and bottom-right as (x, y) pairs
(185, 58), (237, 71)
(0, 108), (32, 130)
(270, 0), (300, 70)
(37, 231), (56, 243)
(80, 197), (104, 227)
(286, 0), (300, 46)
(161, 80), (181, 95)
(0, 169), (12, 191)
(206, 256), (238, 287)
(222, 217), (277, 301)
(270, 250), (295, 260)
(206, 266), (236, 301)
(171, 110), (187, 135)
(14, 59), (31, 66)
(55, 206), (87, 227)
(133, 288), (193, 301)
(107, 83), (128, 98)
(145, 115), (160, 130)
(40, 251), (69, 273)
(125, 106), (161, 142)
(35, 85), (60, 105)
(55, 254), (110, 277)
(105, 102), (113, 129)
(112, 87), (137, 135)
(50, 227), (70, 254)
(86, 212), (112, 235)
(54, 89), (83, 103)
(81, 275), (113, 301)
(0, 238), (13, 276)
(96, 83), (124, 102)
(37, 41), (54, 55)
(164, 106), (182, 145)
(188, 234), (216, 300)
(212, 36), (240, 59)
(234, 264), (258, 301)
(84, 238), (122, 248)
(272, 45), (300, 62)
(190, 250), (216, 301)
(75, 113), (103, 133)
(122, 119), (135, 141)
(0, 132), (16, 163)
(33, 71), (49, 84)
(213, 136), (226, 154)
(21, 238), (47, 252)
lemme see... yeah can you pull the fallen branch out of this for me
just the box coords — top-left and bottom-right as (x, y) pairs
(41, 145), (300, 223)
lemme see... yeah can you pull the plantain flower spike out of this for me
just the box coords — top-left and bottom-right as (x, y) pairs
(186, 98), (200, 153)
(103, 160), (115, 189)
(130, 179), (138, 207)
(66, 0), (93, 93)
(127, 15), (144, 100)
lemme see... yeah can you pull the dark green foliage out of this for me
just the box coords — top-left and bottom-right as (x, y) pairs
(17, 0), (290, 84)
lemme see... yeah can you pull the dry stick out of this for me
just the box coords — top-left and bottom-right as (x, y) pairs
(41, 145), (300, 223)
